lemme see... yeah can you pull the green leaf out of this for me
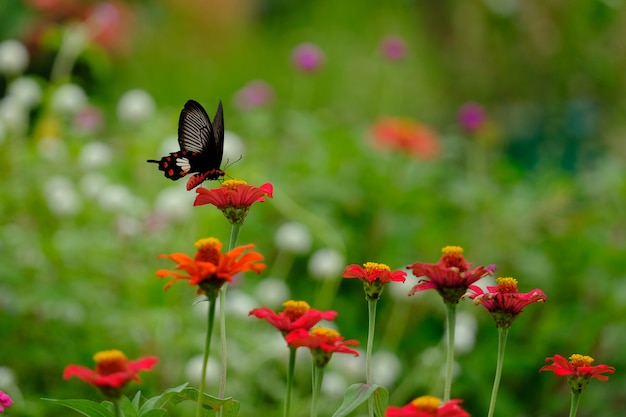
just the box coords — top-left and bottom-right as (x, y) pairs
(138, 384), (239, 417)
(118, 395), (139, 417)
(331, 383), (389, 417)
(131, 391), (142, 409)
(139, 383), (189, 414)
(43, 398), (114, 417)
(139, 409), (168, 417)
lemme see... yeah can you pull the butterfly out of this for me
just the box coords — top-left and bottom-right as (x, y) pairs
(147, 100), (225, 190)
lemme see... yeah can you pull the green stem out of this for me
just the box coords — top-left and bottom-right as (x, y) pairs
(569, 391), (581, 417)
(196, 297), (217, 417)
(310, 365), (324, 417)
(487, 327), (509, 417)
(113, 400), (121, 417)
(443, 302), (457, 403)
(284, 346), (297, 417)
(366, 299), (378, 417)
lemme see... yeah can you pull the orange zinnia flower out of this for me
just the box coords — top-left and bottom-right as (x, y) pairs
(156, 237), (265, 298)
(63, 350), (158, 399)
(194, 180), (273, 224)
(371, 117), (440, 160)
(249, 300), (338, 335)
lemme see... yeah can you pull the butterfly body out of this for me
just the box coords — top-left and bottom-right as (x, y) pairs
(148, 100), (225, 189)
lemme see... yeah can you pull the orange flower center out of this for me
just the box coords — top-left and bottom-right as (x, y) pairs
(194, 238), (222, 263)
(93, 350), (128, 375)
(283, 300), (311, 320)
(496, 277), (518, 293)
(440, 245), (465, 268)
(222, 179), (247, 189)
(363, 262), (390, 273)
(312, 327), (340, 340)
(569, 354), (594, 367)
(410, 396), (441, 414)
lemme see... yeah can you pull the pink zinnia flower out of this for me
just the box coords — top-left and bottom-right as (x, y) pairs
(380, 35), (407, 62)
(468, 277), (546, 328)
(233, 80), (274, 110)
(385, 395), (470, 417)
(249, 300), (337, 335)
(0, 390), (13, 413)
(343, 262), (406, 300)
(407, 246), (496, 304)
(291, 43), (324, 73)
(540, 354), (615, 393)
(457, 102), (486, 133)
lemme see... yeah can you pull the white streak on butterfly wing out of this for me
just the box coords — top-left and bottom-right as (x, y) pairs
(178, 100), (212, 155)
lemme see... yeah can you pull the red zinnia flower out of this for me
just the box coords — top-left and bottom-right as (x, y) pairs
(385, 395), (470, 417)
(249, 300), (337, 335)
(468, 277), (546, 328)
(343, 262), (407, 300)
(408, 246), (496, 304)
(194, 180), (273, 224)
(156, 237), (265, 299)
(286, 327), (359, 368)
(540, 354), (615, 393)
(63, 350), (158, 399)
(371, 117), (440, 160)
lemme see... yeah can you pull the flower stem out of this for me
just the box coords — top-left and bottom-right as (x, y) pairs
(366, 298), (378, 417)
(443, 302), (457, 402)
(487, 327), (509, 417)
(113, 400), (121, 417)
(284, 346), (297, 417)
(197, 297), (217, 417)
(569, 391), (581, 417)
(311, 365), (324, 417)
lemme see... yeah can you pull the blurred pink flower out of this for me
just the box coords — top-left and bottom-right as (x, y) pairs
(380, 35), (407, 61)
(0, 390), (13, 413)
(234, 80), (274, 110)
(371, 117), (440, 160)
(291, 43), (324, 73)
(457, 102), (486, 133)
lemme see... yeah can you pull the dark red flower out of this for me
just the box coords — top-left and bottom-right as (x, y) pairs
(468, 277), (546, 328)
(63, 350), (157, 399)
(408, 246), (496, 304)
(194, 180), (273, 224)
(249, 300), (337, 335)
(385, 395), (470, 417)
(540, 354), (615, 393)
(286, 327), (359, 368)
(343, 262), (406, 300)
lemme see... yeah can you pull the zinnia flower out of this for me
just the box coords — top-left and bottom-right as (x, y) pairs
(385, 395), (470, 417)
(380, 35), (407, 61)
(286, 327), (359, 368)
(457, 102), (486, 133)
(343, 262), (407, 300)
(249, 300), (337, 335)
(371, 117), (440, 160)
(468, 277), (546, 328)
(233, 80), (274, 110)
(291, 42), (324, 73)
(156, 237), (265, 299)
(0, 390), (13, 413)
(63, 350), (158, 399)
(408, 246), (496, 304)
(540, 354), (615, 393)
(194, 180), (273, 224)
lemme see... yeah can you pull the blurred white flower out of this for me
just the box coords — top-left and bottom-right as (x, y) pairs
(0, 120), (5, 144)
(274, 222), (313, 254)
(78, 141), (112, 169)
(117, 89), (156, 124)
(185, 355), (219, 385)
(454, 311), (478, 354)
(0, 366), (16, 387)
(254, 278), (290, 307)
(97, 183), (144, 213)
(8, 77), (42, 109)
(154, 186), (194, 220)
(116, 215), (141, 237)
(371, 351), (402, 386)
(51, 84), (88, 114)
(0, 40), (29, 75)
(0, 96), (28, 135)
(224, 289), (257, 319)
(157, 135), (179, 156)
(80, 172), (109, 198)
(43, 176), (82, 216)
(223, 130), (246, 163)
(308, 248), (345, 280)
(320, 371), (348, 398)
(36, 136), (68, 162)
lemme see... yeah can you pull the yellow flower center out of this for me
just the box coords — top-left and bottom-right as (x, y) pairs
(440, 245), (465, 268)
(312, 327), (340, 339)
(222, 179), (247, 189)
(442, 245), (464, 255)
(283, 300), (311, 320)
(410, 396), (441, 414)
(569, 354), (594, 367)
(363, 262), (390, 273)
(194, 238), (223, 263)
(93, 350), (127, 375)
(496, 277), (518, 293)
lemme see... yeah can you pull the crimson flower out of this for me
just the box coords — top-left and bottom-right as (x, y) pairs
(468, 277), (546, 328)
(249, 300), (337, 335)
(156, 237), (265, 299)
(0, 390), (13, 413)
(540, 354), (615, 393)
(385, 395), (470, 417)
(194, 180), (273, 224)
(63, 350), (158, 399)
(286, 327), (359, 368)
(408, 245), (496, 304)
(343, 262), (407, 300)
(371, 117), (440, 160)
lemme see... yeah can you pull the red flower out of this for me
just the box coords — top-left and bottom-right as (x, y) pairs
(385, 396), (470, 417)
(194, 180), (273, 224)
(343, 262), (407, 300)
(0, 390), (13, 413)
(467, 277), (546, 328)
(63, 350), (157, 399)
(540, 354), (615, 393)
(286, 327), (359, 368)
(249, 300), (337, 335)
(156, 237), (265, 298)
(407, 246), (496, 304)
(371, 117), (440, 160)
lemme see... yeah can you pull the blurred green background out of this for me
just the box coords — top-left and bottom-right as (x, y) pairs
(1, 1), (626, 416)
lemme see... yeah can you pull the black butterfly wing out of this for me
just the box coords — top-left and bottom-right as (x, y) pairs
(178, 100), (213, 157)
(209, 100), (224, 168)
